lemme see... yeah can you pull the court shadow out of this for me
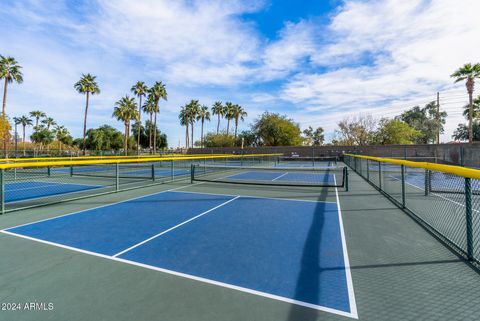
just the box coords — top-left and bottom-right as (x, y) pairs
(287, 187), (330, 321)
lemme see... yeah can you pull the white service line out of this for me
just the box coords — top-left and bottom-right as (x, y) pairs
(271, 172), (288, 181)
(112, 196), (240, 257)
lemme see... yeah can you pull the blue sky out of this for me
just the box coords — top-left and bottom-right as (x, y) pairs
(1, 0), (480, 147)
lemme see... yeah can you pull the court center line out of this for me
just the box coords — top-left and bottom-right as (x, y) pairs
(271, 172), (288, 181)
(112, 196), (240, 258)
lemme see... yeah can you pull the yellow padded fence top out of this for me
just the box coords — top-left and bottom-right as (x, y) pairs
(344, 154), (480, 180)
(0, 154), (282, 170)
(0, 154), (223, 163)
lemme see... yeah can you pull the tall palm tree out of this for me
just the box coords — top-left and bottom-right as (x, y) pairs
(179, 105), (189, 148)
(197, 105), (211, 148)
(131, 81), (149, 154)
(451, 63), (480, 143)
(15, 115), (32, 156)
(0, 55), (23, 116)
(232, 104), (247, 144)
(186, 100), (200, 148)
(224, 102), (235, 135)
(211, 101), (224, 134)
(42, 117), (56, 130)
(112, 96), (139, 155)
(29, 110), (46, 127)
(148, 81), (167, 154)
(74, 73), (100, 154)
(142, 94), (156, 152)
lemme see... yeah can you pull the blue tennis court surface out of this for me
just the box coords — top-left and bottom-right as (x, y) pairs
(4, 181), (102, 203)
(3, 190), (356, 317)
(225, 171), (336, 184)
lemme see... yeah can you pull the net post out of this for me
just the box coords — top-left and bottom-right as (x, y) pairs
(190, 164), (194, 183)
(0, 169), (4, 215)
(115, 163), (120, 192)
(344, 167), (349, 191)
(151, 163), (155, 182)
(70, 165), (73, 177)
(171, 160), (175, 181)
(401, 165), (406, 208)
(47, 166), (51, 177)
(465, 177), (474, 261)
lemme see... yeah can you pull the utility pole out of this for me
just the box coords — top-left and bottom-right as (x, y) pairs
(436, 91), (440, 144)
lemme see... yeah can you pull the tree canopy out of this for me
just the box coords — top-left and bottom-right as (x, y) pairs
(373, 119), (421, 145)
(397, 101), (446, 144)
(252, 112), (302, 146)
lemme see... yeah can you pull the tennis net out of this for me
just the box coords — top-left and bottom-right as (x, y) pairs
(190, 164), (348, 188)
(276, 156), (338, 167)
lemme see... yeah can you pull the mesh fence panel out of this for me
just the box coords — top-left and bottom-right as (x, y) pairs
(345, 154), (480, 266)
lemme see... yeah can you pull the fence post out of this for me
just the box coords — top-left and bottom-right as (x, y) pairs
(0, 169), (4, 215)
(151, 163), (155, 182)
(171, 160), (175, 181)
(115, 163), (120, 192)
(190, 164), (194, 184)
(366, 159), (370, 181)
(424, 170), (430, 196)
(379, 162), (382, 190)
(401, 165), (406, 208)
(465, 177), (473, 261)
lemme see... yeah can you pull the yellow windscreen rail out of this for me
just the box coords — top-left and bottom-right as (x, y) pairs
(0, 154), (224, 163)
(0, 154), (282, 170)
(345, 154), (480, 180)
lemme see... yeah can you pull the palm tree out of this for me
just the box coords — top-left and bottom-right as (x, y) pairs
(211, 101), (224, 134)
(179, 105), (189, 148)
(42, 117), (56, 130)
(196, 105), (211, 148)
(186, 100), (200, 148)
(54, 125), (69, 153)
(29, 110), (46, 127)
(451, 63), (480, 143)
(224, 102), (235, 135)
(142, 94), (156, 152)
(74, 73), (100, 154)
(131, 81), (149, 154)
(148, 81), (167, 154)
(15, 115), (32, 155)
(462, 96), (480, 120)
(232, 104), (247, 144)
(112, 96), (139, 155)
(0, 55), (23, 116)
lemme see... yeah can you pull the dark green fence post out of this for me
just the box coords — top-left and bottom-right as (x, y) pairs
(115, 163), (120, 192)
(379, 162), (382, 190)
(0, 169), (4, 215)
(465, 177), (473, 261)
(424, 170), (430, 196)
(401, 165), (406, 208)
(366, 159), (370, 181)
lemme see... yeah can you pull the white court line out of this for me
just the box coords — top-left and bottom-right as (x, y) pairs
(271, 172), (288, 181)
(3, 183), (206, 231)
(112, 196), (240, 257)
(0, 230), (357, 318)
(334, 176), (359, 319)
